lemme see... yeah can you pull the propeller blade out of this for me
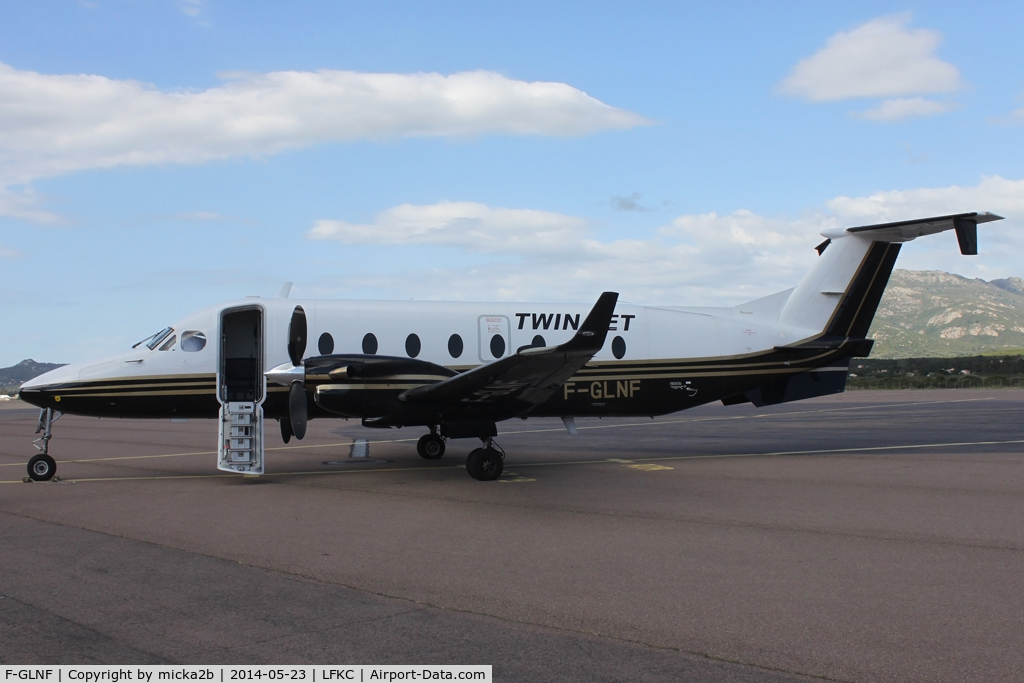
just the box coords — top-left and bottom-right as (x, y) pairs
(288, 305), (307, 366)
(280, 417), (293, 444)
(289, 382), (308, 440)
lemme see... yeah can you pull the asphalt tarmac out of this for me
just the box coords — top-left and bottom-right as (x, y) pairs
(1, 390), (1022, 682)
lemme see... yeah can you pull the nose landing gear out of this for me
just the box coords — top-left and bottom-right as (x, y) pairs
(27, 407), (61, 481)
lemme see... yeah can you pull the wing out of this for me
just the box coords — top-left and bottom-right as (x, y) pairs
(399, 292), (619, 413)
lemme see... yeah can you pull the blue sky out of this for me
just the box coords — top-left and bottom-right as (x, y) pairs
(1, 1), (1022, 366)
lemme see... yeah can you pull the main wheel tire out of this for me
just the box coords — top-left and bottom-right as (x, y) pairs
(417, 434), (446, 460)
(466, 447), (503, 481)
(27, 454), (56, 482)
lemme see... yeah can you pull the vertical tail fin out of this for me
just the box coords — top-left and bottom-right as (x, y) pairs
(778, 212), (1002, 340)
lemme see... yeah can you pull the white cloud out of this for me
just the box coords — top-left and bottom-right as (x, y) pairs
(855, 97), (957, 122)
(0, 187), (63, 224)
(308, 204), (826, 304)
(177, 211), (227, 221)
(780, 14), (963, 102)
(0, 63), (649, 191)
(826, 176), (1024, 223)
(307, 178), (1021, 305)
(309, 202), (589, 254)
(178, 0), (203, 17)
(0, 246), (22, 259)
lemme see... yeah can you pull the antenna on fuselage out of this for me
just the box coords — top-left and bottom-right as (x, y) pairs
(277, 282), (293, 298)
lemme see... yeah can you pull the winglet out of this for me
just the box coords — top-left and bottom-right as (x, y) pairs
(561, 292), (619, 354)
(277, 282), (293, 298)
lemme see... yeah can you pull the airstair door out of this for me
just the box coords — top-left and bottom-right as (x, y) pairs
(478, 315), (511, 362)
(217, 306), (265, 475)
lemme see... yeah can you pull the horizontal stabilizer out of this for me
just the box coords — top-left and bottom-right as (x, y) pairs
(780, 211), (1003, 336)
(824, 211), (1002, 252)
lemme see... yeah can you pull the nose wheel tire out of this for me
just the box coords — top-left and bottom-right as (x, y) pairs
(466, 447), (503, 481)
(27, 454), (56, 482)
(417, 434), (446, 460)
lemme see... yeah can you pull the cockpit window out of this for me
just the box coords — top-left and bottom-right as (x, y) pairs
(181, 331), (207, 352)
(158, 335), (177, 351)
(133, 327), (174, 350)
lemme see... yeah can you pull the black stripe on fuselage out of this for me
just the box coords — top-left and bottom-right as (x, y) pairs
(825, 241), (901, 339)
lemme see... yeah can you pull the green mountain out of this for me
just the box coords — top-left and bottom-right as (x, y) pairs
(0, 359), (66, 394)
(867, 270), (1024, 358)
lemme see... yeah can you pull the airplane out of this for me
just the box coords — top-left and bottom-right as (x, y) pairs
(18, 211), (1003, 483)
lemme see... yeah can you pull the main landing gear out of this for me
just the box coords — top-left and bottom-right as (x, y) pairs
(27, 407), (60, 481)
(415, 428), (504, 481)
(466, 439), (504, 481)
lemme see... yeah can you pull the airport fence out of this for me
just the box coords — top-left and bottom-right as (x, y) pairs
(846, 376), (1024, 390)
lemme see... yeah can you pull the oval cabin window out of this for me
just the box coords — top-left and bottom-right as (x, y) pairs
(611, 335), (626, 359)
(406, 333), (421, 358)
(362, 333), (378, 355)
(448, 334), (463, 358)
(489, 334), (505, 358)
(318, 332), (334, 355)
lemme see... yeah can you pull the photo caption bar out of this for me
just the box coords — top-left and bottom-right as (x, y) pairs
(1, 666), (491, 683)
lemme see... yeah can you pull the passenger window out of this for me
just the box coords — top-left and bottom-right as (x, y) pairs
(448, 334), (463, 358)
(362, 333), (378, 355)
(318, 332), (335, 355)
(159, 335), (177, 351)
(612, 335), (626, 359)
(181, 331), (207, 352)
(406, 333), (421, 358)
(489, 334), (505, 358)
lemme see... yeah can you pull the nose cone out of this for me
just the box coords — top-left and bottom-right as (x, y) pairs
(19, 364), (82, 409)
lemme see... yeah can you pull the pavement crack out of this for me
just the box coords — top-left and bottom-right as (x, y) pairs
(183, 607), (428, 658)
(0, 591), (171, 664)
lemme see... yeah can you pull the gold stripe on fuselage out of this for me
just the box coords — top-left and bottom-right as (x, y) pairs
(60, 389), (217, 398)
(306, 373), (452, 382)
(53, 381), (215, 394)
(317, 383), (427, 392)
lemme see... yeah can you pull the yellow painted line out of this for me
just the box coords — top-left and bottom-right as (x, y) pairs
(654, 438), (1024, 463)
(0, 395), (1001, 468)
(498, 472), (535, 483)
(3, 436), (1023, 485)
(625, 464), (674, 471)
